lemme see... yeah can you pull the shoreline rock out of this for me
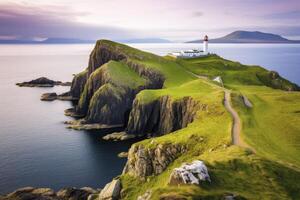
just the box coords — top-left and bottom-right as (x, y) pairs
(64, 119), (123, 130)
(117, 152), (128, 158)
(0, 187), (99, 200)
(41, 92), (78, 101)
(98, 178), (121, 200)
(16, 77), (71, 87)
(102, 132), (135, 141)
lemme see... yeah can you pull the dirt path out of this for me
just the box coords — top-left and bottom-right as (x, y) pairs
(224, 90), (241, 145)
(184, 69), (245, 146)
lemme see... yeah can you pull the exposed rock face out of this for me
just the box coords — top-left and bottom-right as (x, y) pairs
(98, 179), (121, 200)
(168, 160), (211, 186)
(67, 40), (166, 129)
(0, 187), (97, 200)
(70, 70), (88, 99)
(83, 84), (137, 125)
(123, 143), (186, 178)
(87, 42), (126, 76)
(74, 62), (164, 126)
(16, 77), (71, 87)
(126, 96), (204, 137)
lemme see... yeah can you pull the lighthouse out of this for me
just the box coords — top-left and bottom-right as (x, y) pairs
(203, 35), (208, 53)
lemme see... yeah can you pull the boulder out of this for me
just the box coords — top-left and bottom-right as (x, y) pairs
(117, 152), (128, 158)
(98, 179), (121, 200)
(169, 160), (210, 185)
(41, 93), (58, 101)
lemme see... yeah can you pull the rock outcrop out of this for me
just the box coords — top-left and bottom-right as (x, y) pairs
(126, 96), (204, 137)
(168, 160), (211, 185)
(66, 40), (166, 130)
(102, 132), (135, 141)
(0, 187), (98, 200)
(41, 92), (77, 101)
(16, 77), (71, 87)
(123, 143), (186, 178)
(256, 70), (300, 91)
(97, 178), (121, 200)
(70, 70), (88, 99)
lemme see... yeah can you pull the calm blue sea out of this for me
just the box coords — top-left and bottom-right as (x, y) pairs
(0, 43), (299, 194)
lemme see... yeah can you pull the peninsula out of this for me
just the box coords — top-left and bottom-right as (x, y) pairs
(5, 40), (300, 200)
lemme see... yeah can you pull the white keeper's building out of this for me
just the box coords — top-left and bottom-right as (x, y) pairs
(170, 35), (209, 58)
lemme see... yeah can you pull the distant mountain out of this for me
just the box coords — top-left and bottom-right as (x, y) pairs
(0, 38), (95, 44)
(187, 31), (300, 43)
(120, 38), (172, 43)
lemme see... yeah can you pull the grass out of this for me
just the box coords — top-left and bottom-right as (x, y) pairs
(230, 85), (300, 168)
(95, 40), (196, 88)
(136, 78), (222, 104)
(103, 60), (146, 89)
(177, 54), (299, 90)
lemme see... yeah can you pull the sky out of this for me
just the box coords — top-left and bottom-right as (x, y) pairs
(0, 0), (300, 41)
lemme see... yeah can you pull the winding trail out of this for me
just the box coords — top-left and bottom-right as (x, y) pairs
(182, 68), (246, 147)
(224, 90), (241, 145)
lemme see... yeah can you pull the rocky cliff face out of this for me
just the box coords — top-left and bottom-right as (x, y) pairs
(126, 96), (204, 137)
(87, 41), (127, 75)
(123, 143), (186, 178)
(68, 40), (166, 127)
(85, 84), (137, 125)
(70, 70), (88, 99)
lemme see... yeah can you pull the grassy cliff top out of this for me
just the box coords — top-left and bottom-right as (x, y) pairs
(95, 40), (196, 88)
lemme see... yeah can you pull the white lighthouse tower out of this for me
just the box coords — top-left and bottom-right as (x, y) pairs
(203, 35), (208, 53)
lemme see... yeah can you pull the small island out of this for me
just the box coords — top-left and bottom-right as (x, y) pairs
(16, 77), (71, 87)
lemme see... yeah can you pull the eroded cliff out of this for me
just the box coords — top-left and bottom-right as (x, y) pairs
(126, 96), (205, 137)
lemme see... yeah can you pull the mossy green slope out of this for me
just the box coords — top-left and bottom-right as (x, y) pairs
(94, 40), (196, 88)
(231, 85), (300, 168)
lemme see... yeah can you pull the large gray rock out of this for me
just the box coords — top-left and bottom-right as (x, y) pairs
(169, 160), (211, 185)
(98, 179), (121, 200)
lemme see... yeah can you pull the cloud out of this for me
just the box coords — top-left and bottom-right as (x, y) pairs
(263, 10), (300, 20)
(192, 11), (204, 17)
(0, 3), (135, 40)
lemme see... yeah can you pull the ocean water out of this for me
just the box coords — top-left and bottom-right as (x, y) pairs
(0, 43), (299, 194)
